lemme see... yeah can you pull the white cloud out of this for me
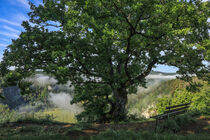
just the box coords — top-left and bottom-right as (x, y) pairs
(0, 43), (9, 47)
(0, 31), (19, 38)
(0, 38), (11, 42)
(2, 25), (20, 33)
(16, 14), (28, 22)
(0, 18), (21, 27)
(16, 0), (30, 9)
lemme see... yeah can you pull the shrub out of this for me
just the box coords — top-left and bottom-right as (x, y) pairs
(157, 119), (180, 133)
(156, 81), (209, 116)
(0, 104), (18, 124)
(157, 113), (196, 133)
(190, 86), (210, 115)
(175, 113), (196, 127)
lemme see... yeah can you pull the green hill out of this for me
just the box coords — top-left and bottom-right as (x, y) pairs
(127, 78), (209, 118)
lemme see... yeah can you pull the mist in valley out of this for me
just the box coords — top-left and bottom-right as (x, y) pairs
(1, 72), (178, 122)
(128, 73), (178, 118)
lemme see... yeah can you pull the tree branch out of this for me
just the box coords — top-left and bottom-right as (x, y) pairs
(124, 27), (135, 81)
(74, 57), (103, 78)
(124, 59), (157, 87)
(135, 31), (165, 40)
(113, 2), (135, 32)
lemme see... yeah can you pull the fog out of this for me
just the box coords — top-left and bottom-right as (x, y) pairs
(25, 74), (57, 87)
(16, 73), (177, 119)
(19, 74), (82, 116)
(146, 74), (178, 80)
(48, 92), (82, 115)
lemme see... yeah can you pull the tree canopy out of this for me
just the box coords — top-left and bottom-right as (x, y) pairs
(0, 0), (209, 122)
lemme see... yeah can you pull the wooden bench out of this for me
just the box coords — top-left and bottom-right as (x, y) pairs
(151, 102), (191, 131)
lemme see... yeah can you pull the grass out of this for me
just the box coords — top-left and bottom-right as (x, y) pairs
(0, 105), (77, 125)
(41, 108), (77, 123)
(2, 129), (209, 140)
(1, 134), (68, 140)
(0, 114), (209, 140)
(81, 130), (210, 140)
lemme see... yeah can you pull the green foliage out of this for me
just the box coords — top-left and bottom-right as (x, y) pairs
(0, 88), (5, 99)
(157, 119), (181, 133)
(1, 0), (209, 122)
(156, 88), (193, 114)
(22, 86), (50, 107)
(190, 85), (210, 115)
(175, 113), (196, 127)
(157, 113), (196, 133)
(18, 81), (33, 95)
(0, 104), (18, 124)
(156, 96), (171, 114)
(73, 84), (113, 123)
(156, 80), (210, 115)
(0, 71), (22, 87)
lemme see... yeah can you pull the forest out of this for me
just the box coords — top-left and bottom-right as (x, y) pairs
(0, 0), (209, 139)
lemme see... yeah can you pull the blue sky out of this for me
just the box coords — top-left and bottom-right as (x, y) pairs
(0, 0), (42, 60)
(0, 0), (208, 73)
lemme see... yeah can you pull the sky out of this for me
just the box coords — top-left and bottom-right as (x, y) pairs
(0, 0), (208, 73)
(0, 0), (42, 61)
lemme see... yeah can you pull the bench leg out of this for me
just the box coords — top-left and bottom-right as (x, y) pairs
(155, 119), (158, 132)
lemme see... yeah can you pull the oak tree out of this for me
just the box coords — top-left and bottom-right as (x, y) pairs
(1, 0), (209, 122)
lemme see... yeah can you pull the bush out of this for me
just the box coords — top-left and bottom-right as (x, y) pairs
(190, 86), (210, 115)
(157, 113), (196, 133)
(0, 104), (18, 124)
(157, 119), (180, 133)
(175, 113), (196, 127)
(156, 81), (209, 116)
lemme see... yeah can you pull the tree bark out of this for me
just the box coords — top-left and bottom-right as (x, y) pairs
(112, 88), (128, 122)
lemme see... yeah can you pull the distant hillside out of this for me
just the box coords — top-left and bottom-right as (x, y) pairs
(150, 71), (177, 76)
(127, 77), (205, 118)
(148, 79), (188, 96)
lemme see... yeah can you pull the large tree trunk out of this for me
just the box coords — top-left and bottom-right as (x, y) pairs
(111, 88), (128, 122)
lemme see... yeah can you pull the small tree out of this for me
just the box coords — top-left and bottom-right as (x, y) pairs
(1, 0), (209, 122)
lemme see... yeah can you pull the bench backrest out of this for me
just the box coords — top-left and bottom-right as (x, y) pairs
(165, 102), (191, 110)
(164, 102), (191, 114)
(151, 102), (191, 119)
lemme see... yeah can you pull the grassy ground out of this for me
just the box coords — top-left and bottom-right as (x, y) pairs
(0, 116), (209, 140)
(41, 108), (77, 123)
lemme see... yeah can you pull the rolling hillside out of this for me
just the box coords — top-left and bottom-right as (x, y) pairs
(127, 77), (209, 118)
